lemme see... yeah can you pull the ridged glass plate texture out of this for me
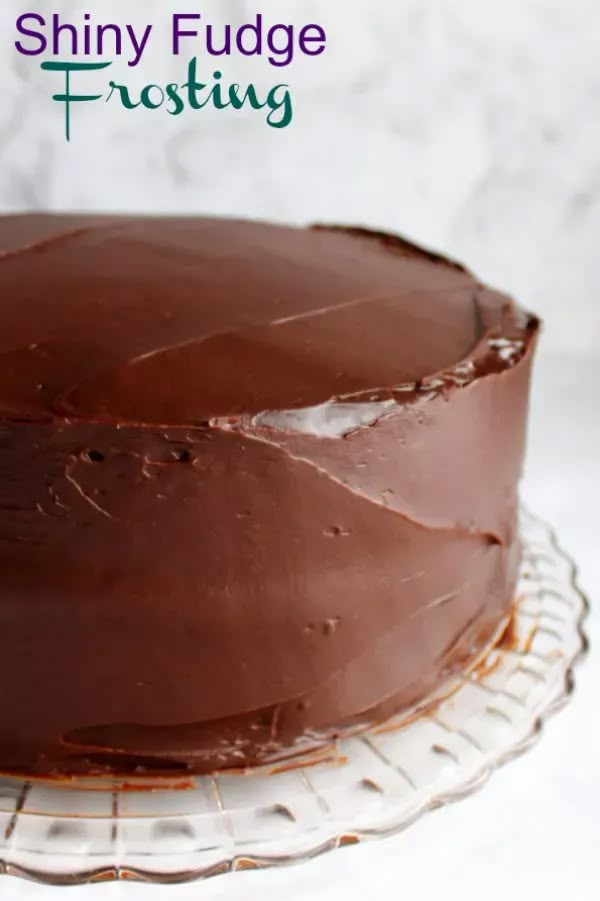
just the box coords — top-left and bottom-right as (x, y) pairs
(0, 509), (588, 885)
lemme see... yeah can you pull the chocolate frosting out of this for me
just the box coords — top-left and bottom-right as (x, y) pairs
(0, 215), (539, 776)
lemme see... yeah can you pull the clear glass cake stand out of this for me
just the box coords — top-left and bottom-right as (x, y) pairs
(0, 509), (588, 886)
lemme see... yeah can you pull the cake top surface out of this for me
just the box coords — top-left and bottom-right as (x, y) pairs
(0, 214), (532, 425)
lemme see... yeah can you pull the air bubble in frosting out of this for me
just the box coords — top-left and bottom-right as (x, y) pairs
(249, 400), (397, 438)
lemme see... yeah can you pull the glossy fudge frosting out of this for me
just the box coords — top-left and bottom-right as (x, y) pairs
(0, 215), (539, 776)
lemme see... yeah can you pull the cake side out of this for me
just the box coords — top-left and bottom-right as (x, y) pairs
(0, 215), (539, 776)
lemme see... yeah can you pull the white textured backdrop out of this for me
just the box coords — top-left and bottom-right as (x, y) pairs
(0, 3), (598, 900)
(2, 0), (600, 352)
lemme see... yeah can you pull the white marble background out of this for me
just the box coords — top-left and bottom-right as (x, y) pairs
(1, 0), (600, 352)
(0, 2), (599, 900)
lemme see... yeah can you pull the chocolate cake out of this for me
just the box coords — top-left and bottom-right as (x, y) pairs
(0, 215), (539, 777)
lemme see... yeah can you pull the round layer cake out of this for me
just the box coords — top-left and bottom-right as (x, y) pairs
(0, 215), (539, 776)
